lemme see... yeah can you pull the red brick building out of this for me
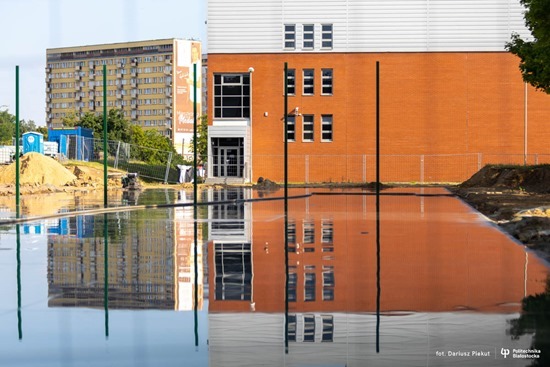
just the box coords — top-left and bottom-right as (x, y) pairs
(206, 1), (550, 184)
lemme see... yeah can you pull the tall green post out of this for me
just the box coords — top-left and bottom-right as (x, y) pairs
(15, 66), (20, 217)
(103, 64), (108, 207)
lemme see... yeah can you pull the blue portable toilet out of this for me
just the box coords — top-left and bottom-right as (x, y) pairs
(22, 132), (44, 154)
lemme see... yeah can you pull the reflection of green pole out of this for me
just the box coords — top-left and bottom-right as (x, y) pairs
(16, 224), (22, 340)
(193, 62), (199, 348)
(103, 213), (109, 338)
(103, 65), (108, 207)
(193, 63), (197, 204)
(283, 62), (289, 354)
(15, 66), (20, 217)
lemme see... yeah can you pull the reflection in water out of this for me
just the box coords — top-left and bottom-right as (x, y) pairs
(16, 224), (22, 340)
(207, 187), (550, 367)
(1, 187), (549, 366)
(508, 276), (550, 367)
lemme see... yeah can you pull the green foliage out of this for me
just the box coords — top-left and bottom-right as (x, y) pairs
(506, 0), (550, 93)
(189, 115), (208, 163)
(0, 110), (41, 144)
(0, 109), (15, 144)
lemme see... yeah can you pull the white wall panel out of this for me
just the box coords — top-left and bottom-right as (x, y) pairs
(208, 0), (530, 53)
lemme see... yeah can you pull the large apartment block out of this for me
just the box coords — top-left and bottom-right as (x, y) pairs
(46, 38), (202, 154)
(207, 0), (550, 184)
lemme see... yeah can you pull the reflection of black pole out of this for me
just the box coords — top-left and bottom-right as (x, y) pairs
(16, 224), (22, 340)
(193, 62), (200, 349)
(194, 220), (199, 348)
(103, 213), (109, 339)
(283, 62), (289, 354)
(375, 61), (381, 353)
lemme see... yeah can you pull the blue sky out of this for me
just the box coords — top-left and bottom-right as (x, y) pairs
(0, 0), (207, 125)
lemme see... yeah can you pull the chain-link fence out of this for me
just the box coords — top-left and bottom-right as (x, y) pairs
(60, 136), (181, 184)
(251, 153), (550, 184)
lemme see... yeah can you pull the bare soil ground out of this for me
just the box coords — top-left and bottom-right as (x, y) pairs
(450, 165), (550, 263)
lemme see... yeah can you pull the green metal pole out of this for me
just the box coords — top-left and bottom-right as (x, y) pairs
(103, 65), (108, 207)
(15, 66), (20, 217)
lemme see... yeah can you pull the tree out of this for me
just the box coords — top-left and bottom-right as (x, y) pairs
(0, 109), (15, 144)
(506, 0), (550, 93)
(189, 115), (208, 164)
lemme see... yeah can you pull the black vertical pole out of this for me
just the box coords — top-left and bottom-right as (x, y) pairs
(283, 62), (289, 354)
(375, 61), (381, 353)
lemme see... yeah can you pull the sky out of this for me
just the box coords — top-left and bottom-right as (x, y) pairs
(0, 0), (207, 126)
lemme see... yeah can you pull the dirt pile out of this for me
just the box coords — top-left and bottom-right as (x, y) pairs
(0, 153), (77, 186)
(453, 164), (550, 263)
(460, 164), (550, 193)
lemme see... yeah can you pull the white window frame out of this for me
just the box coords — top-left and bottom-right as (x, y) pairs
(321, 69), (333, 95)
(286, 115), (296, 142)
(286, 69), (296, 95)
(303, 69), (314, 95)
(302, 114), (314, 142)
(321, 24), (333, 49)
(321, 115), (333, 142)
(303, 24), (314, 49)
(284, 24), (296, 49)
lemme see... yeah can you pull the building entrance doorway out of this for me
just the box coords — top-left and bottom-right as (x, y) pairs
(212, 137), (244, 178)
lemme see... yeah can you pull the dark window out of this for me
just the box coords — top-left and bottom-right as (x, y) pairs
(213, 74), (250, 118)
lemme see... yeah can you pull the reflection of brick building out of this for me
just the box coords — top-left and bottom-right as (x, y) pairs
(48, 210), (176, 309)
(208, 188), (549, 314)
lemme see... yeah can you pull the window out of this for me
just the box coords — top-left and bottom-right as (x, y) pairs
(322, 24), (333, 49)
(288, 269), (297, 302)
(214, 243), (252, 301)
(303, 69), (314, 95)
(321, 69), (333, 95)
(303, 24), (314, 49)
(321, 315), (334, 342)
(305, 272), (316, 302)
(321, 115), (333, 142)
(214, 74), (250, 118)
(303, 115), (314, 142)
(286, 69), (295, 95)
(284, 24), (296, 49)
(288, 315), (297, 341)
(303, 219), (314, 244)
(304, 315), (315, 342)
(323, 265), (335, 301)
(286, 115), (295, 142)
(288, 219), (296, 252)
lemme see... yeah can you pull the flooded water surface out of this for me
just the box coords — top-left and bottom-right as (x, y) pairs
(0, 187), (548, 366)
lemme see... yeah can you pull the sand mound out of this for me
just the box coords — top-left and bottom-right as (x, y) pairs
(0, 152), (77, 186)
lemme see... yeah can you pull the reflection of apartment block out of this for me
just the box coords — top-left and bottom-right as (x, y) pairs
(46, 39), (202, 153)
(47, 211), (176, 309)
